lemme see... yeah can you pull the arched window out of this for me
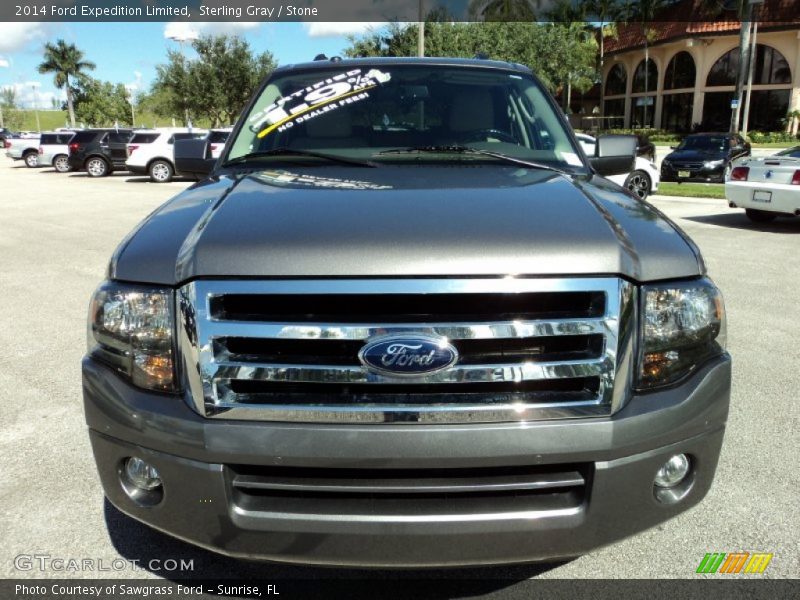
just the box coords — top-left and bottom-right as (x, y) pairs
(706, 44), (791, 87)
(664, 52), (696, 89)
(632, 59), (658, 93)
(605, 64), (627, 96)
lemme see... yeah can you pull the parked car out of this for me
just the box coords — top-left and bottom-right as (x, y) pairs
(635, 134), (656, 162)
(125, 128), (208, 182)
(0, 127), (18, 145)
(725, 148), (800, 222)
(5, 135), (41, 167)
(39, 131), (77, 173)
(171, 128), (233, 177)
(67, 128), (134, 177)
(208, 128), (233, 159)
(85, 57), (729, 568)
(661, 133), (750, 183)
(576, 133), (660, 199)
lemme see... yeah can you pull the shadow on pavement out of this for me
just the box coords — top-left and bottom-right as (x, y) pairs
(124, 176), (196, 184)
(104, 500), (569, 597)
(683, 212), (800, 233)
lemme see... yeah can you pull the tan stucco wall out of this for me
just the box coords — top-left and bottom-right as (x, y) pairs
(602, 29), (800, 130)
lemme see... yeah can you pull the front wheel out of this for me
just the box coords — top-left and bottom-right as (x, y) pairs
(745, 209), (776, 223)
(624, 170), (652, 200)
(24, 151), (39, 168)
(53, 155), (71, 173)
(86, 157), (109, 178)
(149, 159), (174, 183)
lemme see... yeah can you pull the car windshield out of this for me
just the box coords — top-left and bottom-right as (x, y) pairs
(227, 64), (584, 170)
(678, 136), (729, 151)
(775, 146), (800, 158)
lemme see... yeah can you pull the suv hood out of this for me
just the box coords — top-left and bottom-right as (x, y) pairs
(111, 165), (703, 285)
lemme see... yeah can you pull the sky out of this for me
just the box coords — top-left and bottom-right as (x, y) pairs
(0, 21), (385, 110)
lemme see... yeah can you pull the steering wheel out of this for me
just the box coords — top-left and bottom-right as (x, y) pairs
(461, 129), (518, 144)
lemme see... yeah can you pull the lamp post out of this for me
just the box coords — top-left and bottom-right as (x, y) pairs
(167, 30), (199, 127)
(125, 84), (137, 127)
(418, 0), (424, 57)
(741, 0), (764, 137)
(30, 81), (41, 132)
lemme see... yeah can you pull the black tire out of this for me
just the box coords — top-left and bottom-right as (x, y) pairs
(53, 155), (71, 173)
(745, 209), (776, 223)
(624, 170), (652, 200)
(149, 159), (174, 183)
(23, 151), (39, 168)
(86, 157), (109, 178)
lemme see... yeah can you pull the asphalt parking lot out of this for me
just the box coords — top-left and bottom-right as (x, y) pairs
(1, 160), (798, 586)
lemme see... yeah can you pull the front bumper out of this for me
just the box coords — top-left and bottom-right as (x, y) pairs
(661, 163), (726, 183)
(83, 355), (730, 567)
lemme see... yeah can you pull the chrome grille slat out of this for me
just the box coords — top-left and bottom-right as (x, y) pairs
(178, 278), (635, 424)
(210, 358), (610, 384)
(201, 318), (608, 340)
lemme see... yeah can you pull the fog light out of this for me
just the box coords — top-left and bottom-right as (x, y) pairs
(124, 457), (162, 491)
(654, 454), (690, 488)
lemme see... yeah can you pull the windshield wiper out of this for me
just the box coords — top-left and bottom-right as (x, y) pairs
(223, 147), (378, 168)
(377, 145), (574, 176)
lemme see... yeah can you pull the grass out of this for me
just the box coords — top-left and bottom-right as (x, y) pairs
(654, 182), (727, 199)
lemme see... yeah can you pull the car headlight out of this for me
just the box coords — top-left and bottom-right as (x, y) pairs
(87, 282), (178, 392)
(637, 278), (726, 389)
(703, 159), (724, 169)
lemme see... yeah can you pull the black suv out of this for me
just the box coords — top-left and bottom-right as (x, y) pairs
(67, 129), (134, 177)
(661, 132), (750, 183)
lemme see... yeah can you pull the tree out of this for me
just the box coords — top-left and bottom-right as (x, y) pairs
(70, 77), (133, 126)
(151, 35), (277, 126)
(37, 39), (96, 128)
(344, 22), (597, 97)
(1, 87), (17, 109)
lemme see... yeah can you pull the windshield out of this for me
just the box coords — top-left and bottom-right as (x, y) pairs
(678, 136), (729, 152)
(227, 64), (584, 169)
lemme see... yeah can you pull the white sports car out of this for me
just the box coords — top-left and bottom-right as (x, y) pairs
(725, 146), (800, 222)
(575, 133), (660, 200)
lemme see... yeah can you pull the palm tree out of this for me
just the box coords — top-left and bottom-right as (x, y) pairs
(37, 39), (95, 128)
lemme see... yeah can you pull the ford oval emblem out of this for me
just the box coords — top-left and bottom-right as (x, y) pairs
(358, 334), (459, 377)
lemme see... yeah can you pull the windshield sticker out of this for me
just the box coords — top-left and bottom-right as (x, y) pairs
(253, 170), (393, 191)
(250, 69), (392, 139)
(560, 152), (583, 166)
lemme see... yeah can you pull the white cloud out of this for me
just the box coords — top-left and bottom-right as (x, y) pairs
(0, 58), (10, 68)
(0, 23), (49, 54)
(303, 22), (387, 38)
(3, 81), (60, 110)
(163, 21), (261, 42)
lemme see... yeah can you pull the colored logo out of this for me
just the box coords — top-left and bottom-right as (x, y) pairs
(696, 552), (773, 574)
(359, 334), (458, 377)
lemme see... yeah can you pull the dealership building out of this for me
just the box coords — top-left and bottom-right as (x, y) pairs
(599, 0), (800, 132)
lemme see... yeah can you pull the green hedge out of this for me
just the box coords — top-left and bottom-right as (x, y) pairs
(577, 128), (800, 145)
(745, 131), (799, 144)
(577, 128), (681, 143)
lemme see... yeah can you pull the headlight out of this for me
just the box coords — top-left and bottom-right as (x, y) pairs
(703, 159), (724, 169)
(637, 279), (726, 389)
(87, 282), (177, 392)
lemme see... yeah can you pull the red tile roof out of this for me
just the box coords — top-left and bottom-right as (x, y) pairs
(603, 0), (800, 55)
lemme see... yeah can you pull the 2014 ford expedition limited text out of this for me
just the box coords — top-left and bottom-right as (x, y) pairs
(83, 57), (730, 567)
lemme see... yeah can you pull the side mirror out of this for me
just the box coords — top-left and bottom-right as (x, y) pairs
(589, 134), (637, 177)
(175, 138), (214, 178)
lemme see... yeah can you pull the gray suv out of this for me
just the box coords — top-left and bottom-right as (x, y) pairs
(84, 57), (730, 567)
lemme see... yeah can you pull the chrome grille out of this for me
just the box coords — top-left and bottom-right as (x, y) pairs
(178, 278), (635, 423)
